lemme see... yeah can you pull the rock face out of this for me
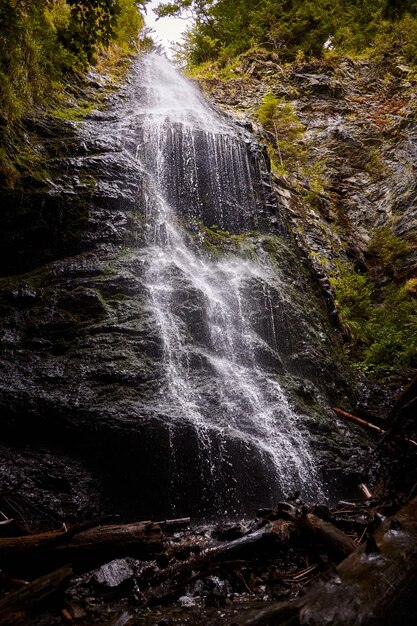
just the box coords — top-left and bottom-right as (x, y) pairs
(93, 559), (135, 590)
(196, 52), (417, 281)
(0, 54), (372, 524)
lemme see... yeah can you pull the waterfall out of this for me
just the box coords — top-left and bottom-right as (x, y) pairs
(94, 53), (324, 514)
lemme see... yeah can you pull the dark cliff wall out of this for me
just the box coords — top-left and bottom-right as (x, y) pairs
(0, 55), (390, 527)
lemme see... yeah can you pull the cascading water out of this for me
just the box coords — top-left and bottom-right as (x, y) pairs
(59, 52), (327, 515)
(0, 36), (373, 527)
(110, 53), (323, 514)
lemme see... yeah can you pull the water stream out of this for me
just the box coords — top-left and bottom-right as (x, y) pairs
(116, 53), (323, 511)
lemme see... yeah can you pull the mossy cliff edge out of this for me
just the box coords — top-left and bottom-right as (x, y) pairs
(0, 0), (150, 189)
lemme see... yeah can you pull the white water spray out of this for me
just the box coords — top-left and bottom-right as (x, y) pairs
(126, 54), (323, 506)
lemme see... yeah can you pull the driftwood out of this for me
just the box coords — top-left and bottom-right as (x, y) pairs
(156, 517), (191, 530)
(151, 527), (271, 587)
(298, 512), (356, 561)
(145, 514), (354, 606)
(334, 407), (386, 435)
(241, 495), (417, 626)
(144, 526), (283, 605)
(266, 505), (356, 562)
(0, 521), (163, 575)
(334, 407), (417, 449)
(0, 565), (72, 626)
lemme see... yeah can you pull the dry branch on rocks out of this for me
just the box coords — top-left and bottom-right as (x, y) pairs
(241, 495), (417, 626)
(333, 407), (417, 449)
(143, 527), (276, 605)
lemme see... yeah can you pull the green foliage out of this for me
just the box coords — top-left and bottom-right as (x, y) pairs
(0, 0), (147, 185)
(373, 12), (417, 62)
(330, 260), (417, 373)
(330, 264), (374, 344)
(266, 144), (285, 176)
(404, 277), (417, 296)
(331, 228), (415, 373)
(0, 0), (58, 121)
(172, 25), (220, 66)
(61, 0), (145, 66)
(365, 147), (388, 179)
(256, 92), (305, 174)
(156, 0), (417, 69)
(367, 226), (412, 275)
(113, 0), (144, 50)
(257, 93), (305, 144)
(50, 99), (98, 120)
(61, 0), (121, 66)
(183, 219), (260, 254)
(256, 92), (280, 128)
(0, 0), (147, 124)
(302, 158), (328, 195)
(364, 284), (417, 367)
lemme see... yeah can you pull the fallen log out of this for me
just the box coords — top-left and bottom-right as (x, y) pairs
(334, 407), (417, 449)
(298, 512), (356, 561)
(153, 527), (270, 585)
(241, 495), (417, 626)
(0, 565), (72, 626)
(145, 526), (286, 605)
(0, 521), (163, 576)
(145, 519), (310, 606)
(267, 505), (357, 562)
(334, 407), (386, 434)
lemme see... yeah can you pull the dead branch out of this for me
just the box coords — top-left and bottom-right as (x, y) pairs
(333, 407), (417, 449)
(0, 566), (72, 626)
(241, 495), (417, 625)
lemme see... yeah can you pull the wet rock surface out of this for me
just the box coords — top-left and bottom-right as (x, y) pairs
(0, 55), (378, 526)
(195, 51), (417, 422)
(93, 559), (135, 590)
(0, 497), (401, 626)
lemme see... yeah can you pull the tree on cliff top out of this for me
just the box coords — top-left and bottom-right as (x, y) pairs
(155, 0), (417, 66)
(0, 0), (149, 123)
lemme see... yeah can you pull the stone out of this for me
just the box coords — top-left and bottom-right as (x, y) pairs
(93, 559), (134, 590)
(211, 523), (247, 541)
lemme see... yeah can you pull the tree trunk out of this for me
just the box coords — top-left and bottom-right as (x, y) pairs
(0, 521), (163, 576)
